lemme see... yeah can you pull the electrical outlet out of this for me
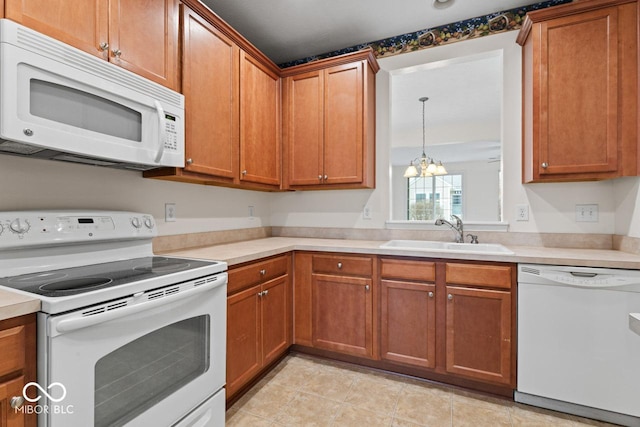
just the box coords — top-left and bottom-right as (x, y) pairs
(576, 204), (598, 222)
(165, 203), (176, 222)
(516, 204), (529, 221)
(363, 206), (372, 220)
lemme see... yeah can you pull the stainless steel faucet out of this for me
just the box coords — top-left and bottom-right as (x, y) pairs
(435, 214), (464, 243)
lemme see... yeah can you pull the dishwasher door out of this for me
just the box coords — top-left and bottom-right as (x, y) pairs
(516, 264), (640, 427)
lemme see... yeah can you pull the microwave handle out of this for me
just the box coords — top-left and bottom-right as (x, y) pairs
(153, 100), (166, 163)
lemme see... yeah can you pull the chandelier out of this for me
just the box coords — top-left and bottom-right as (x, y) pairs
(403, 97), (447, 178)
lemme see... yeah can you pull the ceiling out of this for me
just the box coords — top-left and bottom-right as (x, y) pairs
(200, 0), (543, 64)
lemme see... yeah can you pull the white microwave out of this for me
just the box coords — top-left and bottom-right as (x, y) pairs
(0, 19), (184, 170)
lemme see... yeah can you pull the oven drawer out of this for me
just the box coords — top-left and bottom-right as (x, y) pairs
(228, 255), (290, 294)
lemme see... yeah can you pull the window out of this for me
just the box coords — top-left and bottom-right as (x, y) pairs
(407, 174), (462, 220)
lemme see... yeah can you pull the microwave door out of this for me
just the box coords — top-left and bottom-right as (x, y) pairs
(0, 36), (184, 168)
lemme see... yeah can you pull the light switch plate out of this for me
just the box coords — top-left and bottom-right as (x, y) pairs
(575, 204), (598, 222)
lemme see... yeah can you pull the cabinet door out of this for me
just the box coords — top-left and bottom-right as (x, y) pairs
(445, 286), (512, 385)
(380, 280), (436, 369)
(109, 0), (179, 90)
(312, 273), (372, 357)
(181, 6), (238, 179)
(283, 71), (324, 186)
(261, 275), (290, 366)
(5, 0), (109, 59)
(226, 284), (261, 397)
(323, 62), (363, 184)
(0, 376), (28, 427)
(239, 51), (281, 186)
(536, 7), (618, 177)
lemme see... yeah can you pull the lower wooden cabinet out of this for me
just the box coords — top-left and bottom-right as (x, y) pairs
(226, 255), (291, 399)
(294, 252), (376, 359)
(0, 314), (37, 427)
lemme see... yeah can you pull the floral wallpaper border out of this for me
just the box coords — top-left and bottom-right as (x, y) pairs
(278, 0), (571, 68)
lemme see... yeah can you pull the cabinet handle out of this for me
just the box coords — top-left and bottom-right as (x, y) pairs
(541, 162), (549, 169)
(242, 170), (247, 176)
(259, 269), (266, 276)
(365, 285), (370, 291)
(324, 175), (328, 180)
(263, 289), (269, 296)
(111, 48), (122, 58)
(337, 262), (342, 269)
(448, 294), (453, 301)
(428, 291), (434, 298)
(99, 42), (109, 51)
(318, 175), (323, 181)
(186, 158), (193, 165)
(258, 291), (263, 297)
(10, 396), (25, 409)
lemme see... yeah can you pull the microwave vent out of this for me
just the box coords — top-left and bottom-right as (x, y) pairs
(0, 140), (45, 155)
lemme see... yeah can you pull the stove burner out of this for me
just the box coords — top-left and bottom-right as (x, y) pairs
(39, 277), (113, 293)
(8, 272), (68, 284)
(133, 258), (191, 274)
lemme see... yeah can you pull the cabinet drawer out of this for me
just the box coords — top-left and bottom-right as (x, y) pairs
(312, 254), (372, 277)
(445, 263), (512, 290)
(228, 255), (290, 294)
(0, 325), (25, 378)
(380, 258), (435, 282)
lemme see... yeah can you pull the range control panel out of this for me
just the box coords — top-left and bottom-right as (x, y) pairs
(0, 211), (157, 250)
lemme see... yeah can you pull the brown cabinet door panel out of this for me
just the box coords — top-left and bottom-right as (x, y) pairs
(445, 286), (511, 385)
(182, 6), (238, 178)
(0, 375), (28, 427)
(284, 71), (324, 185)
(323, 62), (363, 184)
(109, 0), (179, 90)
(380, 280), (436, 368)
(5, 0), (109, 59)
(312, 274), (372, 357)
(226, 284), (261, 397)
(261, 276), (289, 365)
(239, 52), (281, 186)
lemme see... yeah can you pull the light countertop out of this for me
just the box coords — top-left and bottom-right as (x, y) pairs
(164, 237), (640, 269)
(3, 236), (639, 321)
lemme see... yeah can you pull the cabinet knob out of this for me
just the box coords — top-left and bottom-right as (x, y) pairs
(242, 170), (247, 176)
(99, 42), (109, 51)
(324, 175), (328, 180)
(337, 262), (343, 269)
(10, 396), (25, 409)
(541, 162), (549, 169)
(259, 269), (266, 275)
(258, 291), (263, 297)
(263, 289), (269, 296)
(448, 294), (453, 301)
(365, 285), (370, 291)
(186, 158), (193, 165)
(428, 291), (434, 298)
(318, 175), (323, 181)
(112, 48), (122, 58)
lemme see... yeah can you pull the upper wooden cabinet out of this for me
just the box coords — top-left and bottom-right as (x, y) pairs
(282, 50), (378, 190)
(239, 51), (281, 187)
(517, 0), (638, 182)
(5, 0), (180, 90)
(144, 3), (282, 191)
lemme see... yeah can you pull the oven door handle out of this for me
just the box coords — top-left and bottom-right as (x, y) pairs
(54, 278), (224, 334)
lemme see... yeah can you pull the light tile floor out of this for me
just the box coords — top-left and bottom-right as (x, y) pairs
(226, 354), (617, 427)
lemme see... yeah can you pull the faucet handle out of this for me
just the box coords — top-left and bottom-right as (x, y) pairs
(466, 234), (479, 244)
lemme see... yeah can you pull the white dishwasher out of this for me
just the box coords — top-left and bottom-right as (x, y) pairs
(516, 264), (640, 427)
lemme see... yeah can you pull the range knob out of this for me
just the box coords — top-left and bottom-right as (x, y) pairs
(143, 217), (154, 229)
(10, 218), (31, 234)
(131, 217), (142, 229)
(0, 223), (4, 235)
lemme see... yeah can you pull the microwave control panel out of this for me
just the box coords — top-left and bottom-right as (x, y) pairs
(164, 114), (178, 151)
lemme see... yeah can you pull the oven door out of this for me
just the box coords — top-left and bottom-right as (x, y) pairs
(38, 275), (226, 427)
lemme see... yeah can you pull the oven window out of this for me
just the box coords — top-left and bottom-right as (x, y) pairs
(30, 79), (143, 142)
(94, 315), (210, 427)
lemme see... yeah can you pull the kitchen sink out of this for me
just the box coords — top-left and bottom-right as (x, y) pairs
(379, 240), (514, 255)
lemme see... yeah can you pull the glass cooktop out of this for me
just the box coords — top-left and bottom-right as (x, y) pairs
(0, 256), (219, 297)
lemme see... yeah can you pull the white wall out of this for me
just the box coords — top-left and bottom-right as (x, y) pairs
(0, 155), (271, 236)
(271, 31), (619, 235)
(614, 177), (640, 238)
